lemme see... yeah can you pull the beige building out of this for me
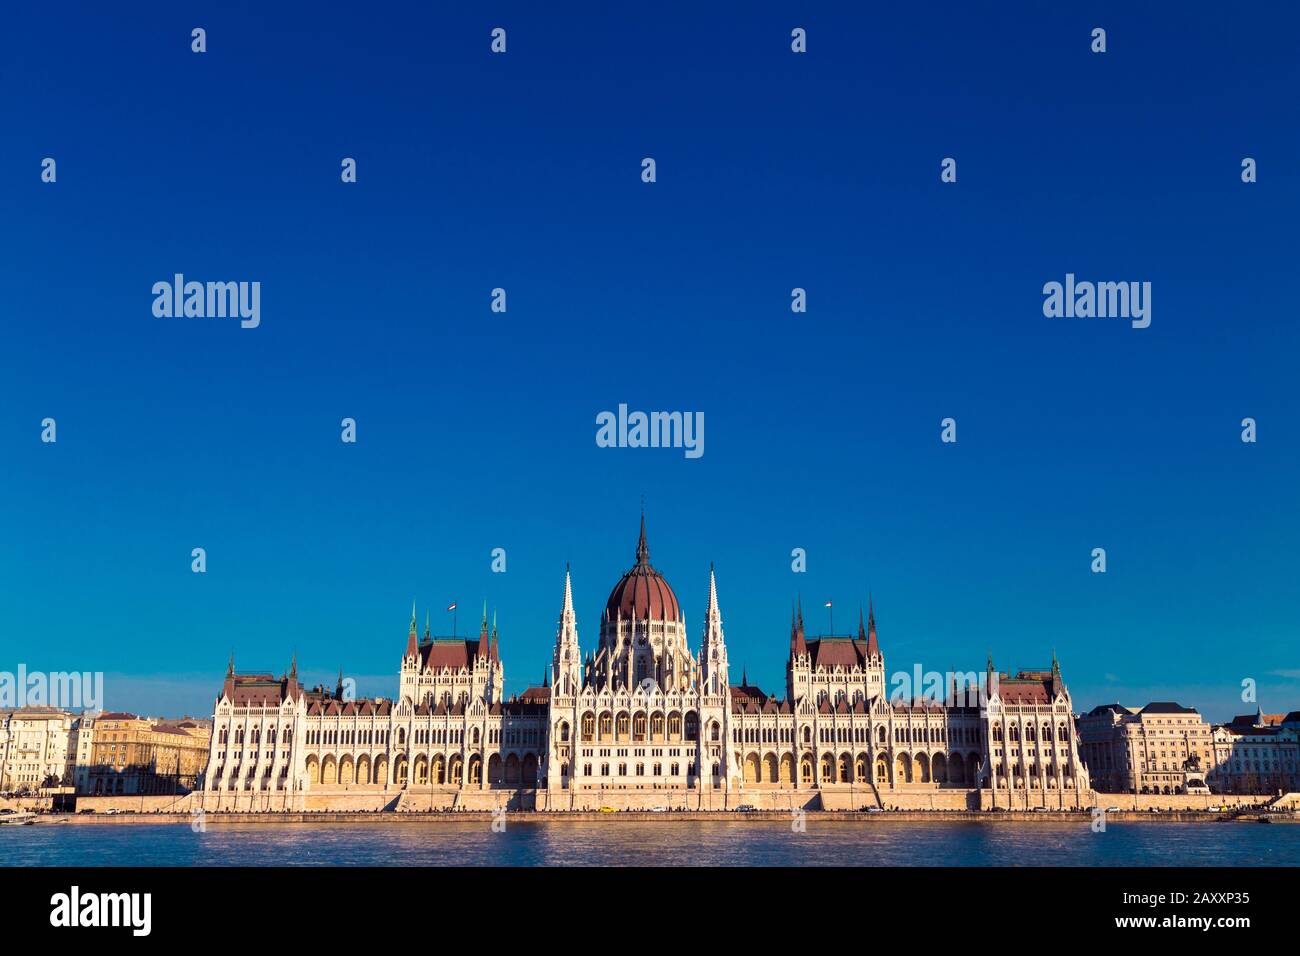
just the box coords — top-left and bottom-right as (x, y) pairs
(1076, 702), (1214, 794)
(83, 713), (211, 795)
(205, 519), (1090, 810)
(1077, 702), (1300, 795)
(0, 707), (73, 792)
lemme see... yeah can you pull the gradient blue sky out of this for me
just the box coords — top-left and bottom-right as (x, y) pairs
(3, 3), (1297, 721)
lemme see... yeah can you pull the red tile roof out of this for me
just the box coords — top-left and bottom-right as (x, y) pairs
(419, 639), (485, 670)
(808, 638), (868, 670)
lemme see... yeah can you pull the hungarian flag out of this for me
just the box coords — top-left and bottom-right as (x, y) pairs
(824, 601), (832, 608)
(446, 603), (457, 611)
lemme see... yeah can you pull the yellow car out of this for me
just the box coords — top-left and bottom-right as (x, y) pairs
(598, 806), (617, 813)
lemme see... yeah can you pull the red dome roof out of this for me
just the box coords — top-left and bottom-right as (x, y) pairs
(604, 516), (681, 621)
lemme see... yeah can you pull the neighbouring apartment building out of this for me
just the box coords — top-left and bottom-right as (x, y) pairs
(1077, 702), (1299, 795)
(81, 712), (211, 796)
(1209, 710), (1300, 795)
(0, 707), (73, 791)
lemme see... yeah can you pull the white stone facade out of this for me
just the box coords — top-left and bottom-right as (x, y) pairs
(202, 521), (1091, 810)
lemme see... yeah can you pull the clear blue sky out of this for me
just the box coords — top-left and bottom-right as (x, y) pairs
(2, 3), (1297, 722)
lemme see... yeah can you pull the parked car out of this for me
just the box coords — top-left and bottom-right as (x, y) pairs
(647, 806), (668, 813)
(735, 804), (756, 812)
(104, 808), (121, 815)
(597, 806), (616, 813)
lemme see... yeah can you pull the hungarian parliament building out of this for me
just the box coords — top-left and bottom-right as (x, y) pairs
(203, 519), (1092, 810)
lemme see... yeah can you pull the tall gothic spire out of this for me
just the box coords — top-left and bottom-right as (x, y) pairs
(562, 563), (575, 623)
(701, 562), (726, 653)
(704, 563), (721, 628)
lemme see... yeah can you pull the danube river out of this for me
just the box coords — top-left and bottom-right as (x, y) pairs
(5, 819), (1300, 866)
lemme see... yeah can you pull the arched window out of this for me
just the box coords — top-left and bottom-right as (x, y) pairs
(633, 714), (647, 740)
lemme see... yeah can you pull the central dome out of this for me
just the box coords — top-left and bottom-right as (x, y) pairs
(604, 515), (681, 621)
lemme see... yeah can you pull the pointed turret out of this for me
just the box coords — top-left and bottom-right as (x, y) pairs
(790, 597), (808, 657)
(406, 600), (419, 657)
(289, 652), (298, 681)
(226, 651), (235, 678)
(491, 610), (500, 660)
(478, 601), (491, 658)
(865, 597), (881, 658)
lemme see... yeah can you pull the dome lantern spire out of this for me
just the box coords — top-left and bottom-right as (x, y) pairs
(636, 510), (650, 565)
